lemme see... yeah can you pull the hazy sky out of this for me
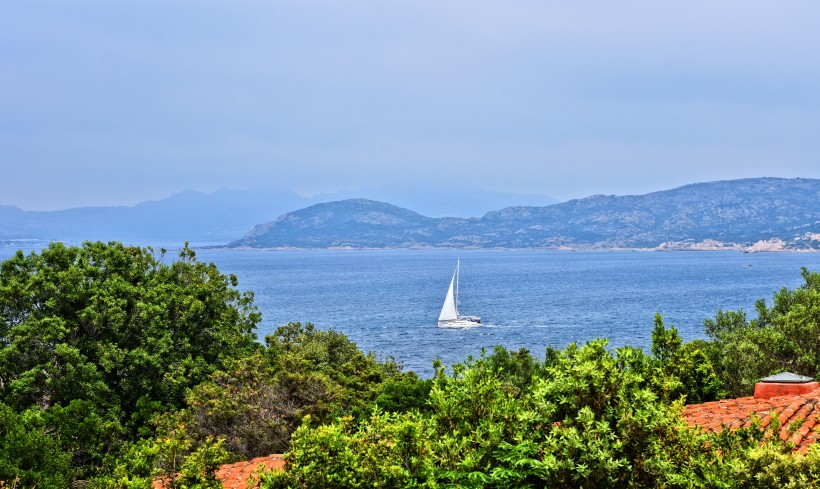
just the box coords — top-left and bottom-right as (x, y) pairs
(2, 1), (818, 210)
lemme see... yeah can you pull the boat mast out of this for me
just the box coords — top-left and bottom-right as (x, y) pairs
(456, 258), (460, 316)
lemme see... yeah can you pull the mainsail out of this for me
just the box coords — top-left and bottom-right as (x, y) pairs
(438, 273), (458, 322)
(438, 259), (480, 328)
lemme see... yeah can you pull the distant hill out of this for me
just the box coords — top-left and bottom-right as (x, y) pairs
(0, 188), (312, 246)
(229, 178), (820, 251)
(0, 186), (557, 247)
(236, 199), (470, 248)
(315, 184), (558, 218)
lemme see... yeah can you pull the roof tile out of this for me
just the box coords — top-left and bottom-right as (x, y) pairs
(684, 388), (820, 452)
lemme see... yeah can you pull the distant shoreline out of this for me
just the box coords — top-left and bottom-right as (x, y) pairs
(208, 244), (820, 253)
(3, 241), (818, 255)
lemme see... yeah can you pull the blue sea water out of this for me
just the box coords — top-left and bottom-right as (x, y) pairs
(4, 246), (820, 377)
(192, 249), (820, 377)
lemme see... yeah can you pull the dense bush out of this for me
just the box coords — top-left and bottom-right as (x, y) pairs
(262, 340), (820, 488)
(651, 314), (726, 403)
(263, 322), (404, 423)
(182, 322), (406, 459)
(263, 341), (713, 488)
(0, 402), (73, 488)
(705, 268), (820, 397)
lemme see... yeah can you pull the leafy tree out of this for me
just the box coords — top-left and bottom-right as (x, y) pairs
(723, 442), (820, 488)
(0, 241), (259, 478)
(264, 322), (402, 422)
(44, 399), (125, 478)
(426, 353), (524, 485)
(182, 323), (407, 461)
(186, 353), (297, 458)
(495, 340), (700, 488)
(481, 345), (544, 399)
(705, 268), (820, 397)
(652, 313), (683, 362)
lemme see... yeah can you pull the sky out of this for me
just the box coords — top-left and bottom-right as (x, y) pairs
(2, 1), (819, 211)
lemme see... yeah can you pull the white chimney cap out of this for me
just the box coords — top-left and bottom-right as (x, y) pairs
(759, 372), (814, 384)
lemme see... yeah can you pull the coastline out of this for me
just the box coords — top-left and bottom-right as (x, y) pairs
(211, 239), (820, 253)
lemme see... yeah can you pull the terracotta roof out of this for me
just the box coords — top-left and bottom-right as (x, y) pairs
(683, 388), (820, 453)
(153, 454), (284, 489)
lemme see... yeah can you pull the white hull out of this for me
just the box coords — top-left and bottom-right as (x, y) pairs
(438, 319), (482, 329)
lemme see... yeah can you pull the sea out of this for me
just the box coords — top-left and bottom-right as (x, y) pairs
(4, 246), (820, 377)
(196, 249), (820, 377)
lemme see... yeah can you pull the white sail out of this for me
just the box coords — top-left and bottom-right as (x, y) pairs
(438, 273), (458, 321)
(437, 261), (481, 328)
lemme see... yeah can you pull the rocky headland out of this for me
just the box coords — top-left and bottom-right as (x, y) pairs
(229, 178), (820, 251)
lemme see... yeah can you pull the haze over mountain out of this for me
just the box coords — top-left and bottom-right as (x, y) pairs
(0, 188), (304, 246)
(231, 178), (820, 251)
(0, 186), (555, 246)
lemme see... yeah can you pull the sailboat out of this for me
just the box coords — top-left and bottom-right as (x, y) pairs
(437, 259), (481, 328)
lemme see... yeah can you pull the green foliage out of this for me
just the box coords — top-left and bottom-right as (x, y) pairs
(265, 339), (820, 488)
(372, 374), (432, 414)
(266, 342), (725, 488)
(724, 442), (820, 488)
(186, 353), (295, 458)
(181, 322), (405, 461)
(265, 322), (402, 422)
(94, 411), (230, 489)
(427, 352), (524, 484)
(652, 312), (682, 362)
(0, 241), (259, 479)
(0, 402), (73, 489)
(44, 399), (125, 476)
(705, 268), (820, 397)
(262, 412), (437, 489)
(505, 340), (698, 487)
(694, 417), (820, 489)
(651, 314), (726, 403)
(480, 345), (544, 398)
(0, 241), (259, 418)
(180, 438), (230, 489)
(93, 436), (163, 489)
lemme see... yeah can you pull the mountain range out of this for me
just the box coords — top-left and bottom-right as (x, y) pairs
(0, 185), (554, 246)
(0, 188), (301, 246)
(230, 178), (820, 251)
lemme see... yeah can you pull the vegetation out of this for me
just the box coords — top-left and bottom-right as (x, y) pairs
(0, 241), (259, 485)
(261, 341), (820, 488)
(2, 241), (820, 488)
(705, 267), (820, 397)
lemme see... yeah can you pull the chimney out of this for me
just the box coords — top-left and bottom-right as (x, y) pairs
(753, 372), (819, 399)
